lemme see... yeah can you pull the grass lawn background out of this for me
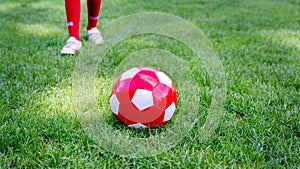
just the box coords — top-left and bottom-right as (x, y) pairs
(0, 0), (299, 168)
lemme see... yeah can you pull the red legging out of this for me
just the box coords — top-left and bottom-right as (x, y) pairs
(64, 0), (102, 41)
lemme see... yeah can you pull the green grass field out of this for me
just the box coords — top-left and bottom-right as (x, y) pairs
(0, 0), (299, 168)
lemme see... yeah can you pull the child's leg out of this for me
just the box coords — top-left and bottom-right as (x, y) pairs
(65, 0), (81, 41)
(86, 0), (102, 31)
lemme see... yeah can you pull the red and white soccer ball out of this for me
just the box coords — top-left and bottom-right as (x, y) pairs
(109, 67), (177, 128)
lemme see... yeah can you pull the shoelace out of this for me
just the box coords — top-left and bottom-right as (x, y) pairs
(89, 32), (102, 41)
(64, 41), (78, 49)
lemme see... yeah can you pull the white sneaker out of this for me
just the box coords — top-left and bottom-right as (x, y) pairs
(60, 37), (82, 55)
(86, 28), (104, 44)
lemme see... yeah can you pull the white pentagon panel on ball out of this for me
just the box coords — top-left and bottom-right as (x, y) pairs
(128, 123), (147, 128)
(163, 102), (176, 121)
(120, 67), (140, 81)
(110, 94), (120, 115)
(155, 71), (172, 88)
(131, 89), (154, 111)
